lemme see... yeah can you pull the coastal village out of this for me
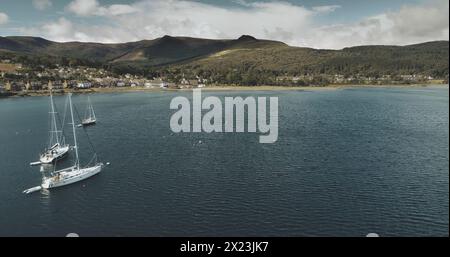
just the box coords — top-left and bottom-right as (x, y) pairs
(0, 60), (207, 95)
(0, 58), (446, 96)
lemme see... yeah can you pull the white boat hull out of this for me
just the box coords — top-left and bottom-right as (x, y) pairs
(39, 144), (70, 164)
(82, 118), (96, 126)
(42, 164), (103, 189)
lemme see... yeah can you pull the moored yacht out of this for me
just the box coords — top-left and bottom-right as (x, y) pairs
(31, 90), (70, 165)
(80, 96), (96, 126)
(24, 93), (108, 193)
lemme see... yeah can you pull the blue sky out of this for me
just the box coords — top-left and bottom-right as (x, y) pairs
(0, 0), (448, 49)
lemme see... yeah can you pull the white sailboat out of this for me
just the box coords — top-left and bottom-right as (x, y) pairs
(32, 91), (70, 165)
(80, 96), (96, 126)
(24, 93), (108, 194)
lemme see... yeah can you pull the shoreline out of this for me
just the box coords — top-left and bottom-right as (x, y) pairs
(197, 83), (448, 91)
(1, 83), (448, 98)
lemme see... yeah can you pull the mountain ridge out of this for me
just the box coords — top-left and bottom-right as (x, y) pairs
(0, 35), (287, 64)
(0, 35), (448, 81)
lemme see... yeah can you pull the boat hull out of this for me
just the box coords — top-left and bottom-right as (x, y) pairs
(82, 118), (96, 126)
(42, 164), (103, 189)
(39, 145), (70, 164)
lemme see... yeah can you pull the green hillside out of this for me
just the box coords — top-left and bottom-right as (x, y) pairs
(0, 35), (448, 85)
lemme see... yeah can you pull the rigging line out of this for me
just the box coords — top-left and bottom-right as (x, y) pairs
(54, 94), (70, 144)
(46, 94), (50, 148)
(45, 92), (53, 150)
(52, 97), (70, 173)
(86, 153), (98, 167)
(50, 91), (59, 146)
(60, 94), (69, 143)
(84, 96), (90, 120)
(53, 98), (63, 143)
(73, 101), (100, 164)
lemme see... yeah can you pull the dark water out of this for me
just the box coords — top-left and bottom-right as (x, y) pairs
(0, 86), (448, 237)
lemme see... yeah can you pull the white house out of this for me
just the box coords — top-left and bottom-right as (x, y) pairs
(77, 82), (92, 89)
(116, 81), (126, 87)
(146, 78), (168, 88)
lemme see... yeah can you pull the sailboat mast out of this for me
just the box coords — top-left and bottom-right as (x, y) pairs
(49, 90), (60, 146)
(88, 96), (95, 120)
(69, 94), (79, 169)
(91, 101), (96, 120)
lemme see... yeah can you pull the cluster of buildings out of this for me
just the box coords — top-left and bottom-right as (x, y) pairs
(0, 61), (209, 93)
(0, 77), (208, 93)
(277, 74), (437, 85)
(1, 58), (444, 94)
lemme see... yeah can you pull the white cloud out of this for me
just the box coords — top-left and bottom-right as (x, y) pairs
(41, 17), (73, 40)
(312, 5), (341, 14)
(0, 12), (9, 25)
(19, 0), (450, 48)
(42, 0), (314, 43)
(66, 0), (99, 16)
(104, 4), (138, 16)
(21, 17), (74, 41)
(305, 0), (449, 49)
(66, 0), (137, 16)
(33, 0), (52, 11)
(232, 0), (252, 7)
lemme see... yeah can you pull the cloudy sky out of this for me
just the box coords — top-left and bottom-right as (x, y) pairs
(0, 0), (448, 49)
